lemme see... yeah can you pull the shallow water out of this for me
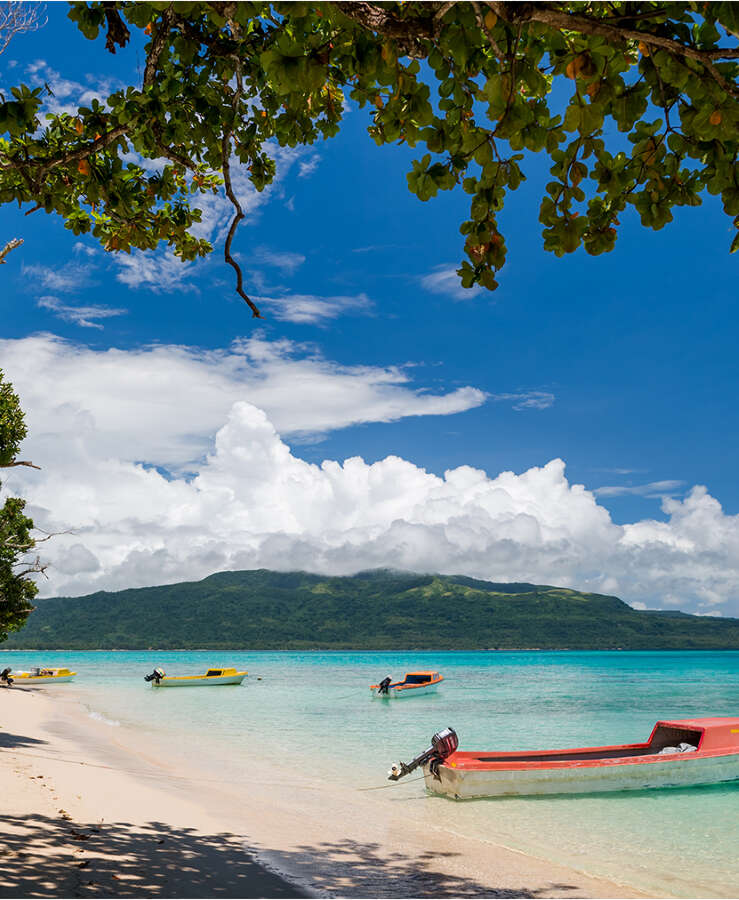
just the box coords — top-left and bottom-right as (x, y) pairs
(4, 649), (739, 897)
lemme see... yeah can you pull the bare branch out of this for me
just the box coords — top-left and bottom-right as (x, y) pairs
(220, 41), (262, 319)
(0, 460), (40, 470)
(0, 2), (46, 58)
(0, 237), (22, 264)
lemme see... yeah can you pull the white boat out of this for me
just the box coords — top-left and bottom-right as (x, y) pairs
(371, 671), (443, 698)
(388, 719), (739, 799)
(144, 666), (247, 687)
(7, 667), (76, 684)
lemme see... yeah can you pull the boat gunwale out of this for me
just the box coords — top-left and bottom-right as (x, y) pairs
(155, 671), (247, 682)
(370, 671), (443, 692)
(438, 720), (739, 772)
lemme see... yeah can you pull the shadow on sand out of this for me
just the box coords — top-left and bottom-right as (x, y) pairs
(0, 814), (585, 898)
(0, 730), (47, 749)
(259, 837), (583, 898)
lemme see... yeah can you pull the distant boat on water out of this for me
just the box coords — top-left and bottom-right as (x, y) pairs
(389, 718), (739, 798)
(371, 671), (443, 698)
(144, 666), (247, 687)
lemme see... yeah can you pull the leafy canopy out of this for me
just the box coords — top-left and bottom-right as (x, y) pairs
(0, 370), (38, 643)
(0, 1), (737, 315)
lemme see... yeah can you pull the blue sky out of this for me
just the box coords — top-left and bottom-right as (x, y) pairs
(2, 9), (738, 612)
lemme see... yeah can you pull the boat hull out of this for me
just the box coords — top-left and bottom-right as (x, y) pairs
(13, 674), (75, 684)
(423, 752), (739, 798)
(152, 673), (246, 687)
(372, 681), (441, 698)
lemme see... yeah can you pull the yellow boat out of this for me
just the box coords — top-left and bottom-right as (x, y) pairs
(9, 667), (76, 684)
(144, 666), (247, 687)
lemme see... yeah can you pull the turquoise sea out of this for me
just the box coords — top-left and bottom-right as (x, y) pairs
(4, 649), (739, 897)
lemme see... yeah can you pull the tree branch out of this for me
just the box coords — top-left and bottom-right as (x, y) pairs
(220, 39), (261, 318)
(490, 3), (739, 98)
(101, 2), (130, 54)
(333, 2), (437, 56)
(0, 236), (22, 263)
(144, 6), (176, 88)
(0, 460), (40, 469)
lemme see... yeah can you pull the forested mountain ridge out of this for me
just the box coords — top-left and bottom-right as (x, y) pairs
(4, 569), (739, 650)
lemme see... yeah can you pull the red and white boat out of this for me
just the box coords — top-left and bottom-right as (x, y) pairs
(371, 671), (443, 698)
(388, 718), (739, 798)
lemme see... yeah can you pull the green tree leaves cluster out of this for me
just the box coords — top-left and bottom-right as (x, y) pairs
(0, 371), (38, 643)
(0, 2), (737, 314)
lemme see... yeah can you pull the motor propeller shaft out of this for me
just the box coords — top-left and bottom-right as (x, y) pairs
(388, 727), (458, 781)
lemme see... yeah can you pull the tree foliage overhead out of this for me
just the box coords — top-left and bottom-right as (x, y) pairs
(0, 370), (39, 643)
(0, 2), (737, 314)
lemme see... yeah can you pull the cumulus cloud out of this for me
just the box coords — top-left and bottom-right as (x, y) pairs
(37, 296), (127, 330)
(4, 335), (739, 615)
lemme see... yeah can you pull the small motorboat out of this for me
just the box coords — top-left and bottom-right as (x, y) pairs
(388, 718), (739, 798)
(144, 667), (247, 687)
(371, 671), (443, 698)
(9, 667), (76, 684)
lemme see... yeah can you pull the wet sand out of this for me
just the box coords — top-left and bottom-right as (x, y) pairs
(0, 686), (652, 898)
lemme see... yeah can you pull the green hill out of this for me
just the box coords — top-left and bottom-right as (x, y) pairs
(5, 569), (739, 650)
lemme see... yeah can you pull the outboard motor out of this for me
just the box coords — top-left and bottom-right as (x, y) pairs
(378, 676), (392, 695)
(1, 667), (13, 685)
(388, 727), (458, 782)
(144, 667), (165, 684)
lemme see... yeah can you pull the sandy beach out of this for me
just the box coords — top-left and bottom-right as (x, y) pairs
(0, 684), (653, 899)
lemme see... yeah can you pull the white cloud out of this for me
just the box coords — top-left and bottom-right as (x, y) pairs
(298, 155), (320, 178)
(37, 296), (127, 330)
(421, 265), (484, 301)
(594, 480), (685, 498)
(492, 391), (555, 411)
(73, 243), (99, 259)
(0, 334), (487, 471)
(114, 252), (200, 293)
(22, 262), (95, 293)
(25, 60), (119, 119)
(251, 246), (306, 274)
(256, 292), (373, 324)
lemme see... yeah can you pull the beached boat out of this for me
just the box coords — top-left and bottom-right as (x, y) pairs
(371, 671), (443, 698)
(144, 667), (247, 687)
(8, 667), (76, 684)
(388, 718), (739, 798)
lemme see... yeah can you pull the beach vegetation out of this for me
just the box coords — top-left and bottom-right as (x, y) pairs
(0, 2), (737, 315)
(0, 370), (40, 643)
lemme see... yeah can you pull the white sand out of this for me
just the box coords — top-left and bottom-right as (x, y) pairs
(0, 685), (653, 898)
